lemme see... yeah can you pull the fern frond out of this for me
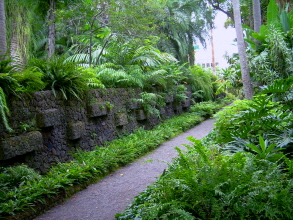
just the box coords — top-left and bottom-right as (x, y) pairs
(0, 87), (12, 132)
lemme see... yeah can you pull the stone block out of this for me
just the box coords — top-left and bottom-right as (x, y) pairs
(36, 108), (60, 128)
(115, 113), (128, 126)
(127, 100), (138, 110)
(87, 103), (107, 117)
(159, 106), (166, 115)
(136, 110), (147, 121)
(67, 121), (85, 140)
(0, 131), (43, 160)
(173, 103), (182, 113)
(165, 94), (174, 103)
(182, 99), (191, 107)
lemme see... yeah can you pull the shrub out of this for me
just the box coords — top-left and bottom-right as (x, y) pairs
(213, 95), (290, 144)
(29, 57), (95, 100)
(117, 138), (293, 220)
(12, 68), (45, 93)
(188, 65), (214, 101)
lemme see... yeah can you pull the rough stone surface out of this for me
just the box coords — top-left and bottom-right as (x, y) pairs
(115, 113), (128, 126)
(0, 87), (193, 173)
(165, 94), (174, 103)
(37, 109), (60, 128)
(0, 131), (43, 160)
(136, 110), (147, 121)
(67, 122), (85, 140)
(182, 99), (191, 108)
(87, 103), (107, 117)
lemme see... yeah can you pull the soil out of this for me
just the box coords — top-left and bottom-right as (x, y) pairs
(35, 118), (215, 220)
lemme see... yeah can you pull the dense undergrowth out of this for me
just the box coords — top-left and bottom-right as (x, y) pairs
(117, 78), (293, 220)
(0, 99), (230, 219)
(117, 137), (293, 220)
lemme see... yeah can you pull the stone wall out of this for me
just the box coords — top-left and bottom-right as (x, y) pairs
(0, 88), (192, 173)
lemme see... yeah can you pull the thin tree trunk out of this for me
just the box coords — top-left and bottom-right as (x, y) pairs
(48, 0), (56, 58)
(252, 0), (262, 32)
(0, 0), (6, 58)
(187, 32), (195, 66)
(232, 0), (254, 99)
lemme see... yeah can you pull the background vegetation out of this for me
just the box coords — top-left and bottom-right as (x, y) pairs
(1, 0), (293, 219)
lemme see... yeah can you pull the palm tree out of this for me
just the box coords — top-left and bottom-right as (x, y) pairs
(158, 0), (211, 65)
(232, 0), (254, 99)
(0, 0), (6, 58)
(5, 0), (40, 70)
(253, 0), (262, 32)
(48, 0), (56, 58)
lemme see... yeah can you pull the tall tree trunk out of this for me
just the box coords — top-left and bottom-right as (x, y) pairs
(9, 20), (23, 71)
(48, 0), (56, 58)
(0, 0), (6, 58)
(232, 0), (254, 99)
(252, 0), (262, 32)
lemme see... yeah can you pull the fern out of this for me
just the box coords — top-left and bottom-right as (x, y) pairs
(134, 92), (164, 118)
(29, 57), (90, 100)
(0, 88), (12, 132)
(188, 65), (214, 101)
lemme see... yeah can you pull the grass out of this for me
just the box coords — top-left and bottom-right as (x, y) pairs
(0, 99), (229, 219)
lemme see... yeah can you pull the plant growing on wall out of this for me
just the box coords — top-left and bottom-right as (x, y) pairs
(0, 87), (11, 131)
(29, 56), (102, 100)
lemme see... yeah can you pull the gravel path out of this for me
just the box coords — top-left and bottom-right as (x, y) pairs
(35, 118), (215, 220)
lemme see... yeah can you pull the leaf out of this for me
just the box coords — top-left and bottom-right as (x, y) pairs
(280, 10), (291, 33)
(246, 144), (262, 155)
(267, 0), (279, 26)
(266, 143), (277, 154)
(258, 136), (266, 153)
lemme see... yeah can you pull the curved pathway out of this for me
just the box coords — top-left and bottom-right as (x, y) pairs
(36, 118), (215, 220)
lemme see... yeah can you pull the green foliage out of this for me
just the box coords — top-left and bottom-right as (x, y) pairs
(247, 0), (293, 86)
(79, 67), (104, 89)
(96, 63), (145, 88)
(0, 87), (12, 132)
(0, 99), (228, 216)
(0, 165), (41, 192)
(0, 59), (14, 73)
(190, 101), (223, 117)
(216, 55), (243, 97)
(117, 139), (293, 220)
(188, 65), (214, 101)
(246, 136), (284, 161)
(214, 95), (290, 144)
(157, 0), (213, 64)
(173, 85), (188, 103)
(29, 57), (92, 100)
(0, 73), (19, 96)
(11, 68), (45, 93)
(134, 92), (165, 118)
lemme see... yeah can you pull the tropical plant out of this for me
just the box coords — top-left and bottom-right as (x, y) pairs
(246, 135), (284, 160)
(0, 87), (11, 131)
(96, 63), (145, 88)
(12, 68), (45, 93)
(0, 100), (227, 217)
(218, 52), (246, 97)
(29, 56), (99, 100)
(134, 92), (165, 118)
(214, 94), (290, 144)
(117, 138), (293, 219)
(157, 0), (213, 65)
(189, 65), (214, 101)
